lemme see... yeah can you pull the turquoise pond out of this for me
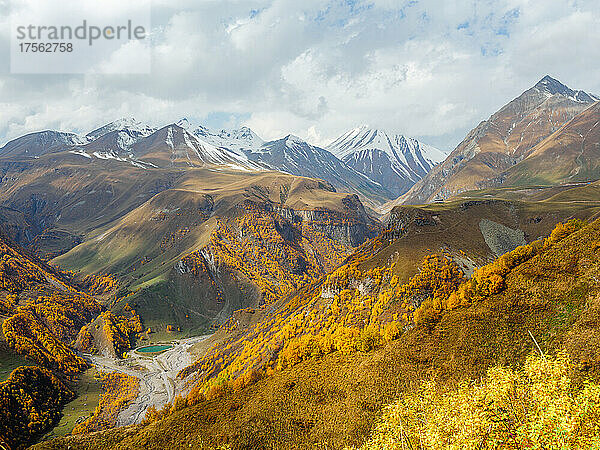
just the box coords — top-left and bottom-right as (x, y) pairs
(136, 345), (173, 353)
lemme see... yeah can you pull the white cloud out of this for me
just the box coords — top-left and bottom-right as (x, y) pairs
(92, 40), (152, 74)
(1, 0), (599, 151)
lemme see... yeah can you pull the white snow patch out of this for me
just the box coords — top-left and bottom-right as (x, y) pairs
(69, 150), (92, 159)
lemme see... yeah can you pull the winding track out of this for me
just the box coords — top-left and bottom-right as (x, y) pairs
(85, 335), (209, 426)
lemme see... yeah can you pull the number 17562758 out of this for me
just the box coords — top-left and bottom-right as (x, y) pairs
(18, 42), (73, 52)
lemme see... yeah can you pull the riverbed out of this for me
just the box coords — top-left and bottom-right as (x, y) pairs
(85, 335), (209, 426)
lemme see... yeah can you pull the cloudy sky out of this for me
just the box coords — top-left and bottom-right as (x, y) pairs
(1, 0), (599, 150)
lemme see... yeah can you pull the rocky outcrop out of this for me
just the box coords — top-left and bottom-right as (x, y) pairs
(479, 219), (526, 257)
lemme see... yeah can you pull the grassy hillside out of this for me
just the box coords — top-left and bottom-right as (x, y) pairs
(177, 199), (599, 403)
(54, 171), (379, 336)
(501, 102), (600, 186)
(36, 213), (600, 449)
(371, 198), (599, 278)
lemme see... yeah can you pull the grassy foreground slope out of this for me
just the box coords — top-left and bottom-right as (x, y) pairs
(358, 352), (600, 449)
(37, 214), (600, 449)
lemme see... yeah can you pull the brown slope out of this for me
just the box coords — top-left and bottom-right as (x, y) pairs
(35, 211), (600, 450)
(0, 152), (184, 258)
(400, 76), (597, 205)
(131, 125), (232, 168)
(53, 170), (379, 336)
(497, 101), (600, 186)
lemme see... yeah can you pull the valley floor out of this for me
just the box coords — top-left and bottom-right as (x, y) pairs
(85, 335), (209, 426)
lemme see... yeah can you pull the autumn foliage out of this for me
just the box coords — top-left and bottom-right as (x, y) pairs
(72, 371), (140, 434)
(100, 307), (143, 358)
(1, 292), (102, 375)
(74, 324), (97, 354)
(0, 234), (105, 375)
(80, 273), (120, 295)
(0, 235), (146, 443)
(3, 312), (88, 375)
(180, 248), (464, 408)
(0, 366), (74, 449)
(413, 219), (585, 325)
(191, 201), (367, 306)
(175, 220), (588, 416)
(30, 217), (600, 449)
(359, 353), (600, 449)
(0, 241), (49, 292)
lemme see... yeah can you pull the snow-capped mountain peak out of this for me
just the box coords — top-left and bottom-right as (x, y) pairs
(197, 127), (263, 153)
(171, 118), (264, 153)
(176, 117), (193, 129)
(122, 124), (264, 171)
(284, 134), (306, 146)
(0, 130), (90, 158)
(86, 118), (156, 141)
(326, 127), (447, 197)
(80, 118), (158, 158)
(535, 75), (599, 103)
(328, 127), (445, 163)
(0, 119), (443, 201)
(239, 134), (390, 204)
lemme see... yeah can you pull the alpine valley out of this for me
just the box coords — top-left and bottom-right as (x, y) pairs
(2, 76), (600, 450)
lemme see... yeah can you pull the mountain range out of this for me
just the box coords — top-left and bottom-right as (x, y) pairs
(3, 74), (600, 449)
(0, 119), (444, 209)
(5, 76), (597, 215)
(327, 126), (447, 197)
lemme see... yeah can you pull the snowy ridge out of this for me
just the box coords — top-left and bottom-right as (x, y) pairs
(177, 118), (265, 153)
(326, 126), (447, 197)
(86, 118), (157, 141)
(130, 124), (264, 171)
(0, 130), (91, 158)
(0, 118), (267, 172)
(328, 126), (446, 168)
(84, 118), (158, 154)
(0, 119), (440, 198)
(241, 134), (389, 202)
(535, 76), (599, 104)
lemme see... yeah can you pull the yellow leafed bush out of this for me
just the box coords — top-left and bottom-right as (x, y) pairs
(414, 220), (585, 326)
(358, 353), (600, 450)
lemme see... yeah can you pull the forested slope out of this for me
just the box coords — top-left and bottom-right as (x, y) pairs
(36, 216), (600, 449)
